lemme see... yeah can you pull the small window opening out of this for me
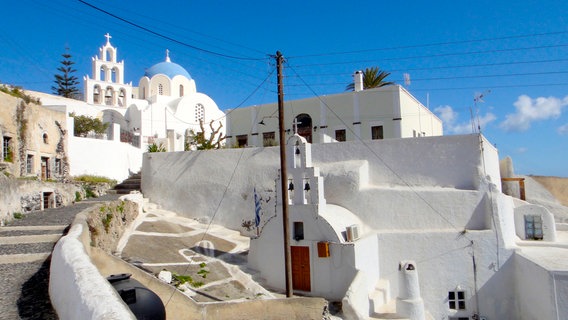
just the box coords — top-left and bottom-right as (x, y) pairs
(294, 222), (304, 241)
(448, 291), (466, 310)
(335, 129), (346, 142)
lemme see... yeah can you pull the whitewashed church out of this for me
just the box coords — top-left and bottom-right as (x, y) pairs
(142, 130), (568, 320)
(37, 34), (225, 180)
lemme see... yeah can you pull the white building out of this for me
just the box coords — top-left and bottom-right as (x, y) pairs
(38, 34), (225, 181)
(141, 133), (567, 320)
(226, 73), (442, 147)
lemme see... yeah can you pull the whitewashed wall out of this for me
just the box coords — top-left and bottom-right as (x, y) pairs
(68, 118), (142, 182)
(142, 134), (499, 231)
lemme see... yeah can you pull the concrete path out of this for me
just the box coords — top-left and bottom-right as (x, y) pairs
(0, 194), (120, 320)
(117, 202), (275, 304)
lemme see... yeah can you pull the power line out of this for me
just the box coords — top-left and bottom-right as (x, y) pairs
(291, 43), (568, 68)
(289, 30), (568, 59)
(286, 58), (568, 78)
(283, 70), (568, 87)
(76, 0), (266, 61)
(286, 61), (474, 240)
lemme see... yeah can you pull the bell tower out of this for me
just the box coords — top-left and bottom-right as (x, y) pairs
(83, 33), (132, 107)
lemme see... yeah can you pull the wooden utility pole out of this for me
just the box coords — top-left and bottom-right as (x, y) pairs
(276, 51), (293, 297)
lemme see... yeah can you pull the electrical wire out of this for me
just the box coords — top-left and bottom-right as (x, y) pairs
(286, 62), (475, 242)
(76, 0), (266, 61)
(291, 43), (568, 68)
(289, 30), (568, 59)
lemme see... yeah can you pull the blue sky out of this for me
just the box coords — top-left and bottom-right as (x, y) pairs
(0, 0), (566, 177)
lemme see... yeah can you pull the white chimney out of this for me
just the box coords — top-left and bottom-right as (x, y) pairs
(354, 70), (364, 92)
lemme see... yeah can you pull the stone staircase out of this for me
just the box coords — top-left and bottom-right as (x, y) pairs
(112, 172), (141, 194)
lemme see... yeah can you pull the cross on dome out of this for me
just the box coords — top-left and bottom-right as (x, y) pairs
(165, 49), (171, 62)
(104, 33), (112, 44)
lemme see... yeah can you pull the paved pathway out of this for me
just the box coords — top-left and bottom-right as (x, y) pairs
(0, 194), (120, 320)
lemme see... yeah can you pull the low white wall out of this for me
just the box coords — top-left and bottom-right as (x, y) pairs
(68, 135), (142, 182)
(514, 252), (557, 320)
(49, 209), (135, 320)
(342, 270), (370, 320)
(142, 134), (496, 231)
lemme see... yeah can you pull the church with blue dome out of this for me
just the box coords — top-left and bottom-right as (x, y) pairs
(82, 34), (225, 152)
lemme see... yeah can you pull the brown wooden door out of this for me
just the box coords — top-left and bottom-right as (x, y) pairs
(291, 246), (311, 292)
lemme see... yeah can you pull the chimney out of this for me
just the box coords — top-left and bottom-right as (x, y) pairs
(354, 70), (364, 92)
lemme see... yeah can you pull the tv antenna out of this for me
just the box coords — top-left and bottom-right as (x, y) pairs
(471, 90), (491, 133)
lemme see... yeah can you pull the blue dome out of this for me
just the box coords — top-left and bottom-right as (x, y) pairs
(144, 61), (192, 80)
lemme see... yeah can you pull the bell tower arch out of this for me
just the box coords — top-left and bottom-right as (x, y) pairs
(83, 33), (132, 106)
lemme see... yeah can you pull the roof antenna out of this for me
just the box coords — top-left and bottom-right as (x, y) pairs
(472, 90), (491, 133)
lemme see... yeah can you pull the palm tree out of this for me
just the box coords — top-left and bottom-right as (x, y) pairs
(346, 67), (394, 91)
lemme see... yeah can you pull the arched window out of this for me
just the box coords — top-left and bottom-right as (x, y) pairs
(93, 85), (101, 104)
(295, 113), (313, 143)
(118, 89), (126, 106)
(179, 85), (184, 97)
(42, 133), (49, 144)
(111, 68), (116, 83)
(105, 87), (114, 105)
(100, 66), (106, 81)
(158, 84), (163, 95)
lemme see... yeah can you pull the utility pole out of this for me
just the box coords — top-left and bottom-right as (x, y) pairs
(276, 51), (293, 297)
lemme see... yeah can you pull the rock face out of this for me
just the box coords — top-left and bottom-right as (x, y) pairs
(86, 199), (139, 253)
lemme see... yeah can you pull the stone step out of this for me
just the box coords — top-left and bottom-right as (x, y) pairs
(0, 252), (51, 264)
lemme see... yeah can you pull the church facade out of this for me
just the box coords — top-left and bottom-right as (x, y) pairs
(38, 34), (226, 180)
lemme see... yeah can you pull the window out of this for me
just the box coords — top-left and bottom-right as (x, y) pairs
(236, 135), (248, 147)
(525, 215), (543, 240)
(42, 133), (49, 144)
(371, 125), (384, 140)
(158, 84), (164, 95)
(195, 104), (205, 123)
(179, 85), (184, 97)
(448, 291), (466, 310)
(294, 222), (304, 241)
(3, 136), (12, 162)
(55, 158), (62, 175)
(263, 132), (276, 147)
(26, 154), (33, 174)
(335, 129), (346, 142)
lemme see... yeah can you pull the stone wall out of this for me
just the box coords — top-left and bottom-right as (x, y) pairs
(0, 173), (112, 225)
(85, 199), (139, 253)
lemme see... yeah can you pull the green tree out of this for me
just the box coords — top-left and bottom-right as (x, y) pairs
(346, 67), (394, 91)
(70, 112), (109, 137)
(52, 49), (80, 99)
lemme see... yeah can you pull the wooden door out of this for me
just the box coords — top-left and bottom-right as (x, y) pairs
(291, 246), (311, 292)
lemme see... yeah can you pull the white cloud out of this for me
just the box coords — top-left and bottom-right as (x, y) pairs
(558, 123), (568, 135)
(500, 95), (568, 132)
(434, 105), (496, 134)
(516, 147), (528, 154)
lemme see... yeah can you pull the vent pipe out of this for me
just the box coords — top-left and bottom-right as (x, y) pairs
(354, 71), (364, 92)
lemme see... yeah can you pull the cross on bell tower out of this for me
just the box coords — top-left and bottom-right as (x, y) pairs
(104, 33), (112, 44)
(292, 118), (302, 134)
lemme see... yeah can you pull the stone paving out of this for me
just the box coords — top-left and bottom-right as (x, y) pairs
(0, 194), (120, 320)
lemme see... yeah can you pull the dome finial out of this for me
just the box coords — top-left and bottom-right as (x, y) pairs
(165, 49), (171, 62)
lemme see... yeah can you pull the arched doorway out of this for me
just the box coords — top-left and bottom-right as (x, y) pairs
(295, 114), (312, 143)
